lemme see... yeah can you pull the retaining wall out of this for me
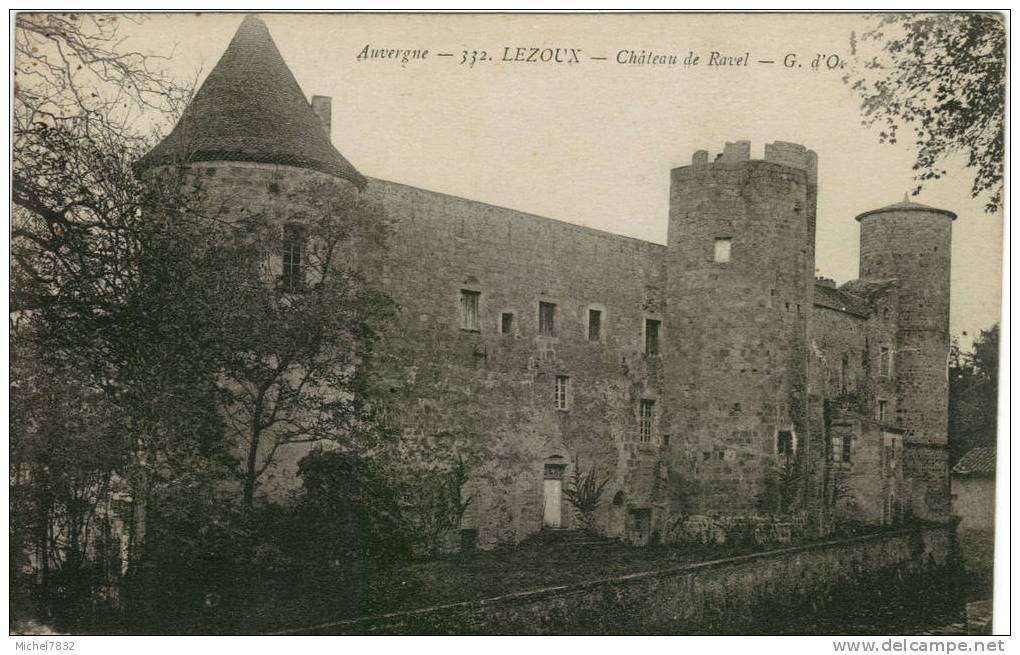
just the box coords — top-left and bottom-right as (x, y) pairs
(275, 524), (955, 635)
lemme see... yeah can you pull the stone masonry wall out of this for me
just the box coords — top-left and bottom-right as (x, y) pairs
(363, 178), (668, 546)
(664, 143), (816, 515)
(280, 524), (955, 635)
(170, 152), (952, 547)
(859, 210), (953, 521)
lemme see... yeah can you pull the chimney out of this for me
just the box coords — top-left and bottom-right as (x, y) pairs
(310, 95), (332, 140)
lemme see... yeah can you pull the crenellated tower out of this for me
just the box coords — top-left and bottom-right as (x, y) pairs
(663, 141), (818, 514)
(856, 199), (955, 522)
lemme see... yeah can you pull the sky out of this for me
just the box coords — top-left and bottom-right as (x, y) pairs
(114, 12), (1003, 346)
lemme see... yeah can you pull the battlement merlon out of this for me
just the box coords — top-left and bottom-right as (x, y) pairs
(688, 141), (818, 184)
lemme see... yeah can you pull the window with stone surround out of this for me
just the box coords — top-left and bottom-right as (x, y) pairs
(500, 312), (514, 336)
(459, 290), (481, 332)
(879, 346), (893, 378)
(539, 301), (557, 336)
(714, 237), (732, 263)
(645, 319), (660, 356)
(588, 309), (602, 342)
(281, 223), (306, 292)
(777, 430), (796, 457)
(639, 399), (655, 442)
(831, 434), (844, 462)
(555, 375), (570, 410)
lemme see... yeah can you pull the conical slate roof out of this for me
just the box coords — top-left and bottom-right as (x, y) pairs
(136, 15), (365, 188)
(855, 197), (956, 221)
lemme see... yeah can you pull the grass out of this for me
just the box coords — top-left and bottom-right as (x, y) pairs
(120, 523), (964, 635)
(146, 534), (768, 634)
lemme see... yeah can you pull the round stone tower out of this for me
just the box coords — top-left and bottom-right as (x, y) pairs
(664, 141), (817, 514)
(856, 199), (955, 522)
(135, 14), (369, 498)
(135, 13), (368, 280)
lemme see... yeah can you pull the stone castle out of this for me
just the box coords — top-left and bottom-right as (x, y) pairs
(138, 16), (955, 548)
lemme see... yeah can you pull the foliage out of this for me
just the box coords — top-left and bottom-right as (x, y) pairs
(844, 14), (1006, 212)
(10, 12), (396, 629)
(202, 178), (395, 509)
(563, 459), (610, 533)
(393, 453), (475, 557)
(292, 450), (412, 565)
(949, 324), (999, 463)
(10, 14), (222, 627)
(757, 454), (804, 517)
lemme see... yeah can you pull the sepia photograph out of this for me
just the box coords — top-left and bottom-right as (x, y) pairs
(8, 9), (1007, 639)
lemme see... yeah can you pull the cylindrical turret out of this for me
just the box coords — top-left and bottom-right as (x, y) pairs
(856, 199), (955, 521)
(664, 141), (817, 514)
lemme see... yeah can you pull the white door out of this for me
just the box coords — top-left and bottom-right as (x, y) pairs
(543, 478), (562, 528)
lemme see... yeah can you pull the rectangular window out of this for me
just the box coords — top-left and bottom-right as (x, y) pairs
(777, 430), (795, 457)
(639, 399), (655, 442)
(281, 223), (305, 291)
(841, 435), (852, 463)
(539, 302), (556, 336)
(500, 312), (514, 336)
(839, 354), (849, 393)
(879, 346), (893, 378)
(645, 319), (660, 356)
(878, 399), (889, 424)
(555, 375), (570, 410)
(459, 290), (480, 331)
(588, 309), (602, 342)
(714, 237), (732, 263)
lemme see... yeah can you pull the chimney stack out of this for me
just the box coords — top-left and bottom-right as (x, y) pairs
(310, 95), (332, 140)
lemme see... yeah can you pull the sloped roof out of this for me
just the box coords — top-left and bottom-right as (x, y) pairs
(952, 447), (996, 477)
(136, 15), (365, 188)
(813, 283), (872, 318)
(855, 198), (957, 222)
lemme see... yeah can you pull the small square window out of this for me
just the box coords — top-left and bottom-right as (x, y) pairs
(555, 375), (570, 410)
(645, 319), (660, 356)
(539, 302), (557, 337)
(500, 312), (514, 336)
(588, 309), (602, 342)
(714, 237), (732, 263)
(460, 290), (480, 331)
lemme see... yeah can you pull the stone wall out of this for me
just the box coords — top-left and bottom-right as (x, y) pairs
(858, 208), (953, 522)
(664, 143), (816, 515)
(951, 477), (995, 532)
(363, 178), (668, 546)
(277, 524), (954, 635)
(168, 151), (953, 548)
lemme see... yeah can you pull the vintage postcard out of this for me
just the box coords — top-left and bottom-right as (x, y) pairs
(9, 11), (1006, 638)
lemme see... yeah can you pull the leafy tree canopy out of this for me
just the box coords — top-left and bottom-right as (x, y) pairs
(845, 13), (1005, 213)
